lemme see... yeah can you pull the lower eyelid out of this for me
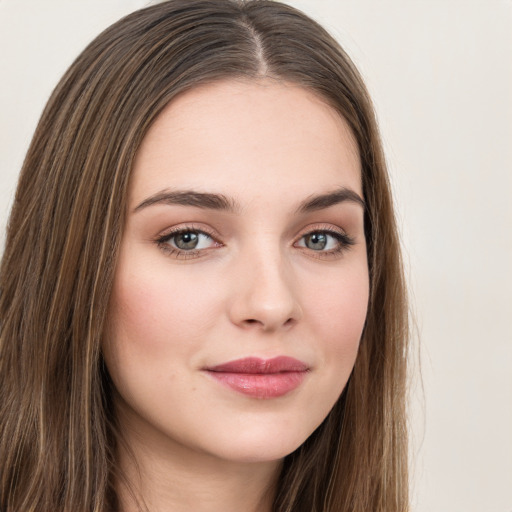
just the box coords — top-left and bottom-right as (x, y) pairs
(159, 246), (202, 260)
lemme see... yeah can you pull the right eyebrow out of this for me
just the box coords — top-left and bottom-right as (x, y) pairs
(133, 189), (240, 213)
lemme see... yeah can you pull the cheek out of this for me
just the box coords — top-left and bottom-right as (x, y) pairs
(107, 263), (222, 355)
(304, 264), (369, 365)
(285, 263), (368, 440)
(103, 262), (222, 416)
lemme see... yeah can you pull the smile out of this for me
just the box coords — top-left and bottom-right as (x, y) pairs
(204, 356), (310, 399)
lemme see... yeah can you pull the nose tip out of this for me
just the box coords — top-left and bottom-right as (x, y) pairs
(228, 260), (302, 332)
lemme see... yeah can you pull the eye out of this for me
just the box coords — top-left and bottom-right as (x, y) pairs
(156, 227), (220, 257)
(169, 230), (212, 250)
(296, 229), (354, 254)
(302, 232), (332, 251)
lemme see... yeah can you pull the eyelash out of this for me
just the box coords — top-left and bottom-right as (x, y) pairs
(154, 224), (355, 260)
(155, 225), (220, 259)
(296, 227), (355, 259)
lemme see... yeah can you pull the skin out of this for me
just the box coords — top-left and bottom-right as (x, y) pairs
(104, 79), (369, 512)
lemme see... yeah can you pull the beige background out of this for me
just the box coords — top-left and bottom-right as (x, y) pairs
(1, 1), (511, 511)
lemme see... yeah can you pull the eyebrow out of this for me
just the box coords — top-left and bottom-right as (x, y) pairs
(133, 190), (239, 213)
(133, 187), (365, 214)
(296, 188), (365, 213)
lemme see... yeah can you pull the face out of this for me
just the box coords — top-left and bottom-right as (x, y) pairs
(104, 79), (369, 465)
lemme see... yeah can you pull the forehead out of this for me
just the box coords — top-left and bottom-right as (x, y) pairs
(130, 79), (361, 205)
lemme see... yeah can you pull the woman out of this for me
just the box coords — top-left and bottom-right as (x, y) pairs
(0, 1), (409, 511)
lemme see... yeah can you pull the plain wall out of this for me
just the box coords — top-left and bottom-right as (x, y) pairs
(1, 1), (511, 511)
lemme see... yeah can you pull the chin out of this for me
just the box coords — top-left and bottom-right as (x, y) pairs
(194, 417), (320, 464)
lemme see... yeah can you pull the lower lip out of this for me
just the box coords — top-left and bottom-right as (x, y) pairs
(206, 371), (307, 399)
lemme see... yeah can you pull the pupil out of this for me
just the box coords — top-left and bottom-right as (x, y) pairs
(176, 232), (198, 250)
(307, 233), (327, 250)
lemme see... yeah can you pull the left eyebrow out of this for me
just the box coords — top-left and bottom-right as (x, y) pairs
(296, 187), (366, 213)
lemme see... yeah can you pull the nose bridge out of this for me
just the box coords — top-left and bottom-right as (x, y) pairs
(228, 234), (301, 331)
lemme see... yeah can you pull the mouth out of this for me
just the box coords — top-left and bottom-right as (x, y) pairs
(203, 356), (310, 399)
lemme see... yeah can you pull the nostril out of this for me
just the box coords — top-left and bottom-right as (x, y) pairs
(242, 317), (295, 330)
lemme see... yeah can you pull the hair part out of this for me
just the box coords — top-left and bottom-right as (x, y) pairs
(0, 1), (409, 511)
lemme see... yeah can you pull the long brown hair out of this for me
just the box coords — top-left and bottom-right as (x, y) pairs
(0, 1), (409, 510)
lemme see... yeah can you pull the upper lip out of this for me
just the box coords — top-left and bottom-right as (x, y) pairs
(205, 356), (309, 374)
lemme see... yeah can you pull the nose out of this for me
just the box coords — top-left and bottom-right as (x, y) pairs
(227, 247), (302, 332)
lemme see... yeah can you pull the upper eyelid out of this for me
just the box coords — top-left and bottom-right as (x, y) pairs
(156, 224), (219, 241)
(294, 223), (351, 239)
(162, 228), (214, 242)
(295, 229), (354, 246)
(154, 221), (354, 244)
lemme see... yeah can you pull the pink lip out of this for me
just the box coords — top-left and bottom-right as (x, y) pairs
(204, 356), (309, 399)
